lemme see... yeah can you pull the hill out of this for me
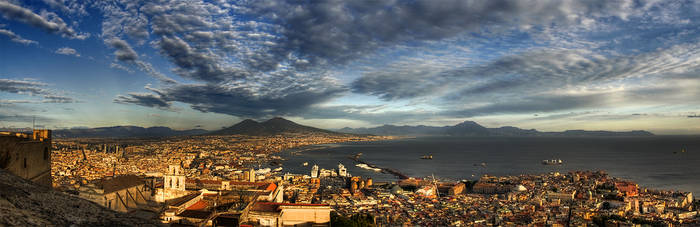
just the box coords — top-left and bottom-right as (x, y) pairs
(0, 170), (160, 226)
(210, 117), (343, 136)
(337, 121), (654, 137)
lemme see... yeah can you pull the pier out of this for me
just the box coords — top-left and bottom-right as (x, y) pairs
(349, 155), (410, 179)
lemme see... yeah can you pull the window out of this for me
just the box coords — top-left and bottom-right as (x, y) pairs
(23, 158), (27, 168)
(44, 147), (49, 160)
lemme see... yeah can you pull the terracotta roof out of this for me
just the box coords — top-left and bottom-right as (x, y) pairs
(186, 200), (209, 210)
(98, 175), (143, 194)
(264, 183), (277, 191)
(249, 202), (280, 212)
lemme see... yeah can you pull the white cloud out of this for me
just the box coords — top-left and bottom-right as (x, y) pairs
(55, 47), (79, 57)
(0, 28), (37, 45)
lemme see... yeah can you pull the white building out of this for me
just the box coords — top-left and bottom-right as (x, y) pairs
(337, 163), (347, 177)
(154, 165), (189, 202)
(311, 165), (319, 178)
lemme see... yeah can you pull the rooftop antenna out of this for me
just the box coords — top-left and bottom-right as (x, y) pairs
(431, 173), (439, 198)
(32, 115), (36, 130)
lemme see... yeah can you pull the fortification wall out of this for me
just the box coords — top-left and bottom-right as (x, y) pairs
(0, 130), (52, 186)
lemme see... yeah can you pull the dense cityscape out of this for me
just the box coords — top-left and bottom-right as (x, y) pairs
(33, 131), (696, 226)
(3, 0), (700, 226)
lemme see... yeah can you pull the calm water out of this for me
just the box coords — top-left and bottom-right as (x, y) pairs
(279, 136), (700, 196)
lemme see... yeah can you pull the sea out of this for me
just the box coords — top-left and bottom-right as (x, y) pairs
(278, 136), (700, 196)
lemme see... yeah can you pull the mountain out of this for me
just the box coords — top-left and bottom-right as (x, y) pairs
(0, 170), (160, 226)
(336, 121), (654, 137)
(53, 126), (207, 138)
(209, 117), (343, 136)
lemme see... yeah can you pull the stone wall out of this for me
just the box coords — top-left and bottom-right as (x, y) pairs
(0, 131), (52, 187)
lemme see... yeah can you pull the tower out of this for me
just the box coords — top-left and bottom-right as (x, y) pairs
(164, 165), (185, 191)
(248, 168), (255, 182)
(311, 165), (319, 178)
(337, 163), (347, 177)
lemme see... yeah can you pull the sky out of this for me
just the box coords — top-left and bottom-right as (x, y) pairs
(1, 0), (700, 134)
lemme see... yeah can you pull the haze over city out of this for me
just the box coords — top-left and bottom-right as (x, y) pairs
(2, 0), (700, 134)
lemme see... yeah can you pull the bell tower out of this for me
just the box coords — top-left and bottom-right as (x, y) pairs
(164, 165), (185, 191)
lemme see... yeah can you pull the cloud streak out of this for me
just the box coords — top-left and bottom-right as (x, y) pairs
(0, 1), (87, 39)
(0, 28), (37, 45)
(0, 78), (75, 103)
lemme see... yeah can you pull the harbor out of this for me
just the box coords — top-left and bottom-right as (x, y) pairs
(349, 154), (411, 180)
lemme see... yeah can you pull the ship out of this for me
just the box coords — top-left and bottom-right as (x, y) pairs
(542, 159), (563, 165)
(420, 155), (433, 159)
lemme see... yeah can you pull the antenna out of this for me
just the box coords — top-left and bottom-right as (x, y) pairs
(32, 115), (36, 130)
(431, 173), (439, 198)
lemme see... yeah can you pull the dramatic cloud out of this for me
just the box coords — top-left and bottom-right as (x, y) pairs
(0, 1), (87, 39)
(0, 28), (37, 45)
(90, 0), (700, 125)
(107, 38), (137, 62)
(41, 0), (88, 17)
(242, 0), (642, 70)
(0, 78), (75, 103)
(115, 72), (345, 117)
(0, 78), (47, 95)
(105, 38), (176, 84)
(54, 47), (79, 57)
(4, 0), (700, 131)
(114, 92), (171, 110)
(353, 41), (700, 104)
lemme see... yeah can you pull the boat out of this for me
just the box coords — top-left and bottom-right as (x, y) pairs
(273, 167), (283, 172)
(420, 155), (433, 159)
(302, 162), (308, 166)
(542, 159), (563, 165)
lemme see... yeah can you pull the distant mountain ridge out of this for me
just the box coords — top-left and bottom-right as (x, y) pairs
(52, 126), (207, 138)
(337, 121), (654, 137)
(209, 117), (344, 136)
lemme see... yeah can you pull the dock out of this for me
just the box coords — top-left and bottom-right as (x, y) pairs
(349, 156), (410, 179)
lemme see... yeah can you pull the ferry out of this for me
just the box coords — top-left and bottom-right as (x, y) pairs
(420, 155), (433, 159)
(542, 159), (563, 165)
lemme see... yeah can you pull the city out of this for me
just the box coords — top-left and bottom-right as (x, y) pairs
(3, 0), (700, 226)
(2, 128), (698, 226)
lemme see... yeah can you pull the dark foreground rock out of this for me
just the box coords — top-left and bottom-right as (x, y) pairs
(0, 170), (162, 226)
